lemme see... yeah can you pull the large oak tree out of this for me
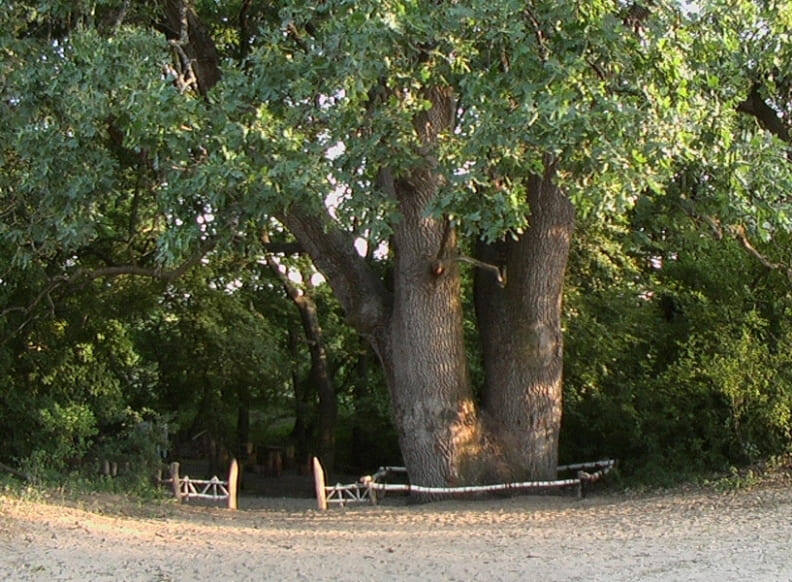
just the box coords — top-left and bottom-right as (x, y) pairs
(2, 0), (791, 487)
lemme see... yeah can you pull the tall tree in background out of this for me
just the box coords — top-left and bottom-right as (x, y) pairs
(262, 251), (338, 472)
(2, 1), (791, 487)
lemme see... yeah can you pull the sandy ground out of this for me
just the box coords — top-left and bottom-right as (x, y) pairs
(1, 478), (792, 581)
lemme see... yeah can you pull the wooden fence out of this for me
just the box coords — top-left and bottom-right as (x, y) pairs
(313, 458), (616, 510)
(159, 459), (239, 510)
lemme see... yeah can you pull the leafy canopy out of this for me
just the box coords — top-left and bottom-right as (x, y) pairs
(4, 0), (790, 269)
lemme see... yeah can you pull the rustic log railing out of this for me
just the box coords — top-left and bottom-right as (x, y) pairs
(313, 458), (616, 510)
(159, 459), (239, 510)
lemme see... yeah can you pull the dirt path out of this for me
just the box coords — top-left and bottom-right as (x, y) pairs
(2, 481), (791, 581)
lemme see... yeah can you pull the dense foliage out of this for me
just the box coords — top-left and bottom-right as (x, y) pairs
(563, 210), (792, 482)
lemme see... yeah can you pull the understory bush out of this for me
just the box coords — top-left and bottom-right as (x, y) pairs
(561, 222), (792, 484)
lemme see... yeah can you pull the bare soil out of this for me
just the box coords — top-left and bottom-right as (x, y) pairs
(2, 473), (791, 581)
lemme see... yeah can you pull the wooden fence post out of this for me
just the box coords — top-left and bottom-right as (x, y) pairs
(361, 476), (377, 505)
(227, 458), (239, 510)
(169, 462), (182, 501)
(313, 457), (327, 511)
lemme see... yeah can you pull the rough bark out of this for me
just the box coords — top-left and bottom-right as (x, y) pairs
(279, 90), (575, 488)
(373, 87), (493, 488)
(276, 87), (499, 487)
(475, 165), (575, 480)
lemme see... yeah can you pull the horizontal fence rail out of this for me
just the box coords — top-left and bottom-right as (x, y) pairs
(314, 458), (616, 510)
(176, 475), (230, 500)
(158, 460), (239, 510)
(325, 482), (374, 505)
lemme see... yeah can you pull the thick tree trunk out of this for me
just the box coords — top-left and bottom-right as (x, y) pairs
(280, 88), (573, 486)
(381, 213), (480, 487)
(475, 167), (574, 480)
(370, 87), (491, 488)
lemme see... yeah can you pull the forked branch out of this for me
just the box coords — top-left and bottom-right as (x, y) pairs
(682, 201), (792, 283)
(432, 255), (507, 287)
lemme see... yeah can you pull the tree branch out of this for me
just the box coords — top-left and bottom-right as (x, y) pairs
(680, 200), (792, 282)
(729, 224), (792, 282)
(77, 235), (216, 283)
(0, 461), (31, 482)
(77, 263), (189, 283)
(1, 240), (215, 346)
(432, 254), (507, 287)
(261, 231), (303, 301)
(112, 0), (131, 30)
(523, 5), (549, 62)
(286, 22), (310, 53)
(623, 2), (651, 35)
(1, 274), (68, 335)
(276, 205), (390, 337)
(161, 0), (221, 96)
(238, 0), (253, 63)
(679, 199), (724, 240)
(737, 83), (791, 145)
(261, 240), (304, 255)
(456, 256), (507, 286)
